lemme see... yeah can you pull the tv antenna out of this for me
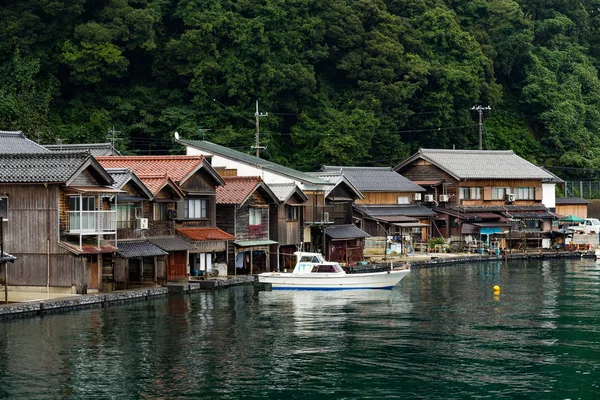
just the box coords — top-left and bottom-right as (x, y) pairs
(252, 100), (268, 158)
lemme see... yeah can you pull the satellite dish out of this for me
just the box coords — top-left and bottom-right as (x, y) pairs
(174, 131), (180, 140)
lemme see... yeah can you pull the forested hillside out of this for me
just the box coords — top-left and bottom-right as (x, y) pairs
(2, 0), (600, 174)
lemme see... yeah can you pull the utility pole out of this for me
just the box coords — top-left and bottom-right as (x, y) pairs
(470, 105), (491, 150)
(252, 100), (268, 158)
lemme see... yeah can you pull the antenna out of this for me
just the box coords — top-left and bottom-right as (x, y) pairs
(252, 100), (268, 158)
(470, 105), (491, 150)
(107, 126), (122, 152)
(56, 138), (64, 151)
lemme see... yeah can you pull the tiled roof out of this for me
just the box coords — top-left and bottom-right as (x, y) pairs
(555, 197), (589, 205)
(318, 166), (425, 192)
(0, 131), (49, 154)
(266, 182), (308, 203)
(396, 149), (554, 180)
(115, 240), (168, 258)
(0, 153), (94, 183)
(0, 251), (16, 263)
(356, 204), (437, 218)
(217, 176), (262, 205)
(325, 224), (370, 239)
(177, 227), (236, 241)
(105, 168), (153, 199)
(178, 139), (330, 185)
(45, 143), (121, 156)
(148, 236), (194, 251)
(59, 239), (118, 255)
(308, 174), (364, 200)
(440, 205), (549, 213)
(96, 156), (207, 184)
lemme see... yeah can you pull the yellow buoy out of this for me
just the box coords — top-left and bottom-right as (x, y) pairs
(493, 285), (500, 294)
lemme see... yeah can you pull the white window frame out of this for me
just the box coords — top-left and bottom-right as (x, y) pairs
(470, 187), (482, 200)
(0, 196), (7, 221)
(459, 187), (470, 200)
(397, 196), (410, 204)
(185, 199), (207, 219)
(249, 208), (262, 225)
(515, 187), (534, 200)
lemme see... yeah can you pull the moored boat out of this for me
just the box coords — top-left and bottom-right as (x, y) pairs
(258, 252), (409, 290)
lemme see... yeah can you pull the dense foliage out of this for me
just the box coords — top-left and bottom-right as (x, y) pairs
(2, 0), (600, 175)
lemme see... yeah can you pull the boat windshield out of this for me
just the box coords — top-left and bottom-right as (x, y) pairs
(311, 264), (343, 273)
(299, 255), (325, 263)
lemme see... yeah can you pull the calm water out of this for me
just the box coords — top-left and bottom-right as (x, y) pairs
(1, 258), (600, 399)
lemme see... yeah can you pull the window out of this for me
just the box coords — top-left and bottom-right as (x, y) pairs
(397, 196), (410, 204)
(185, 199), (207, 219)
(69, 196), (95, 211)
(249, 208), (262, 225)
(491, 187), (506, 200)
(286, 206), (299, 221)
(154, 203), (169, 221)
(515, 187), (535, 200)
(0, 196), (7, 221)
(459, 187), (482, 200)
(116, 204), (141, 229)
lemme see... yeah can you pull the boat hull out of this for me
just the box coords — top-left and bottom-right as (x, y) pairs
(258, 269), (409, 290)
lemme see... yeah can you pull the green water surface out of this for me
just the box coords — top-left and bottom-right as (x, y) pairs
(1, 258), (599, 399)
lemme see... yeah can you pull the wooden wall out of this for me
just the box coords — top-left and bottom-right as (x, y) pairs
(357, 192), (417, 205)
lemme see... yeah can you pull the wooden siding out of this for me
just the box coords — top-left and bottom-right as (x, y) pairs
(69, 168), (101, 186)
(269, 204), (302, 246)
(556, 204), (587, 219)
(214, 167), (237, 177)
(398, 161), (456, 183)
(357, 192), (416, 205)
(180, 168), (219, 193)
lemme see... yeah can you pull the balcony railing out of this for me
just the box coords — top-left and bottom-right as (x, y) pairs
(66, 210), (117, 234)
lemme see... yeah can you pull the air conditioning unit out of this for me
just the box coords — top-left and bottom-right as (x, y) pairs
(413, 193), (422, 201)
(137, 218), (148, 230)
(323, 212), (330, 222)
(424, 194), (434, 203)
(506, 194), (516, 203)
(439, 194), (449, 203)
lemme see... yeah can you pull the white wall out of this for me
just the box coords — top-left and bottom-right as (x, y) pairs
(542, 183), (556, 209)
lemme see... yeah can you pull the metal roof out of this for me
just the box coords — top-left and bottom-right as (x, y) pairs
(266, 183), (308, 203)
(115, 240), (168, 258)
(0, 131), (50, 154)
(178, 139), (330, 185)
(325, 224), (370, 239)
(555, 197), (589, 205)
(0, 152), (111, 184)
(148, 236), (194, 251)
(318, 166), (425, 192)
(395, 149), (554, 180)
(356, 204), (437, 217)
(44, 143), (121, 156)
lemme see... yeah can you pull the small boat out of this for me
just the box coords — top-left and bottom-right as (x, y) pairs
(258, 252), (409, 290)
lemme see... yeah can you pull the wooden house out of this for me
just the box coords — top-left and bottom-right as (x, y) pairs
(0, 152), (120, 295)
(315, 166), (436, 255)
(215, 176), (279, 274)
(555, 197), (589, 219)
(395, 149), (557, 250)
(177, 139), (369, 260)
(266, 183), (308, 271)
(97, 155), (231, 279)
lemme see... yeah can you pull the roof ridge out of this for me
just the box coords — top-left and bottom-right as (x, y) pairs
(96, 155), (204, 160)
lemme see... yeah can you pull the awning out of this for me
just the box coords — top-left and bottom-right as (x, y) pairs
(66, 186), (125, 194)
(177, 227), (236, 241)
(325, 224), (370, 240)
(461, 222), (510, 235)
(0, 251), (16, 263)
(115, 240), (168, 258)
(59, 239), (118, 255)
(148, 236), (194, 252)
(480, 227), (503, 235)
(506, 211), (555, 219)
(392, 222), (430, 228)
(234, 239), (278, 247)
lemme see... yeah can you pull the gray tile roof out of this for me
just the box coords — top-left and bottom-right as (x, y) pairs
(148, 236), (194, 251)
(266, 183), (308, 203)
(44, 143), (121, 156)
(105, 168), (153, 199)
(116, 240), (168, 258)
(0, 251), (16, 263)
(0, 131), (50, 154)
(356, 204), (437, 217)
(178, 139), (330, 185)
(307, 173), (364, 200)
(396, 149), (554, 180)
(318, 166), (425, 192)
(0, 152), (92, 183)
(325, 224), (370, 239)
(555, 197), (589, 205)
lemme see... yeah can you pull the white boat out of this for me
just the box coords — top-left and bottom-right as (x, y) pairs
(258, 252), (409, 290)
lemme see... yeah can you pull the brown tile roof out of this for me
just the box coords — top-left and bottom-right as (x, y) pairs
(217, 176), (262, 205)
(177, 227), (235, 241)
(96, 156), (205, 184)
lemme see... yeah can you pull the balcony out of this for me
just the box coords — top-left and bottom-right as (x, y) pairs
(66, 211), (117, 234)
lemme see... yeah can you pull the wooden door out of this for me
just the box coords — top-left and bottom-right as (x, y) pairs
(168, 251), (187, 281)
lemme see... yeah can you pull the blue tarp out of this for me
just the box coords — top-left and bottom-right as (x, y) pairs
(480, 227), (503, 235)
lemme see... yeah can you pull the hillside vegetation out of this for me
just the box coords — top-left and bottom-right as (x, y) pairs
(2, 0), (600, 175)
